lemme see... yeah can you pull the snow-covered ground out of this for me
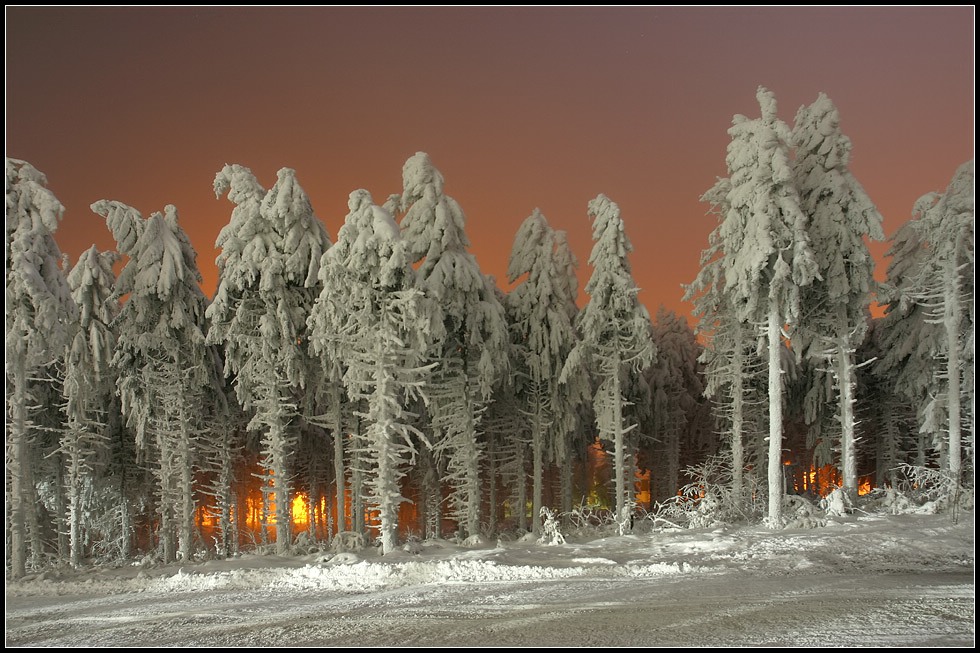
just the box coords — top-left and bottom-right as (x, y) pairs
(6, 510), (974, 646)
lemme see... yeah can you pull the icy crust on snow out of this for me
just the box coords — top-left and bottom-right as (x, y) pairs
(8, 512), (972, 600)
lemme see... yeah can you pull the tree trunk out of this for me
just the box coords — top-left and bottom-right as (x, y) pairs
(559, 450), (573, 523)
(515, 439), (528, 532)
(666, 421), (679, 498)
(531, 392), (544, 537)
(270, 417), (291, 555)
(486, 431), (498, 538)
(331, 383), (346, 535)
(351, 415), (365, 537)
(259, 483), (270, 547)
(216, 431), (234, 558)
(612, 355), (626, 521)
(178, 409), (195, 562)
(422, 448), (440, 540)
(8, 360), (29, 579)
(878, 401), (899, 489)
(375, 345), (398, 555)
(731, 326), (745, 502)
(67, 441), (83, 568)
(838, 343), (857, 501)
(944, 255), (962, 485)
(52, 456), (69, 564)
(159, 442), (177, 563)
(116, 404), (133, 561)
(463, 395), (481, 540)
(767, 306), (783, 528)
(626, 432), (638, 506)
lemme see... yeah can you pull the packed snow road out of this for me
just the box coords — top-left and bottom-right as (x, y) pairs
(6, 512), (974, 647)
(6, 570), (972, 646)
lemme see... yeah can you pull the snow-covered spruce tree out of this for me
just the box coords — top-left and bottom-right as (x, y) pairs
(562, 194), (654, 523)
(207, 165), (330, 554)
(5, 159), (75, 578)
(645, 306), (706, 502)
(550, 230), (591, 516)
(877, 162), (975, 493)
(883, 162), (974, 487)
(308, 190), (439, 554)
(685, 177), (763, 507)
(717, 88), (819, 527)
(875, 206), (945, 464)
(921, 161), (974, 490)
(92, 201), (210, 563)
(61, 246), (119, 567)
(482, 324), (526, 535)
(488, 281), (535, 533)
(507, 210), (585, 535)
(792, 93), (884, 502)
(394, 152), (508, 540)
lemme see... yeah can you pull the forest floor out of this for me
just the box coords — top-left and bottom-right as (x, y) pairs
(5, 509), (974, 647)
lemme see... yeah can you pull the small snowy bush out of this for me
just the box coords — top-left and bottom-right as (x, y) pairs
(538, 507), (566, 545)
(461, 534), (486, 548)
(651, 455), (763, 529)
(820, 487), (854, 517)
(560, 503), (619, 537)
(616, 501), (636, 536)
(782, 495), (826, 529)
(331, 531), (366, 553)
(862, 465), (973, 521)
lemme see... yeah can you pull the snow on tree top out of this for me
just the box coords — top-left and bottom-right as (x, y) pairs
(6, 159), (65, 234)
(214, 163), (265, 204)
(507, 208), (549, 284)
(757, 86), (778, 123)
(400, 151), (444, 207)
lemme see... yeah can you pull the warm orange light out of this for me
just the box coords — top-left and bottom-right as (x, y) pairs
(634, 467), (651, 508)
(195, 504), (218, 530)
(858, 477), (873, 496)
(291, 493), (310, 526)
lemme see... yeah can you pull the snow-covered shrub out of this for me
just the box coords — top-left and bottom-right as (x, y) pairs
(292, 530), (325, 555)
(899, 464), (957, 506)
(650, 455), (762, 530)
(820, 487), (854, 517)
(538, 507), (566, 545)
(865, 464), (973, 519)
(782, 495), (826, 529)
(560, 503), (619, 537)
(331, 531), (366, 553)
(461, 534), (486, 548)
(616, 501), (636, 536)
(653, 487), (718, 530)
(866, 487), (919, 515)
(402, 539), (423, 555)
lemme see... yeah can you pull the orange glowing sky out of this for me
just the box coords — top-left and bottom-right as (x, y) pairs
(6, 7), (974, 321)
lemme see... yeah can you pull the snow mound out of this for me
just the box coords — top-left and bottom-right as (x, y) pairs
(620, 561), (699, 577)
(571, 557), (618, 565)
(142, 559), (591, 596)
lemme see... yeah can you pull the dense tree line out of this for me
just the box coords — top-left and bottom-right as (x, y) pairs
(5, 90), (973, 574)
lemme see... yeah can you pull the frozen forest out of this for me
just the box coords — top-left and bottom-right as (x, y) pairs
(4, 88), (975, 582)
